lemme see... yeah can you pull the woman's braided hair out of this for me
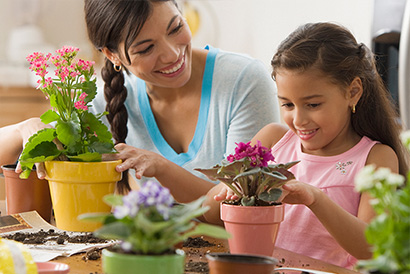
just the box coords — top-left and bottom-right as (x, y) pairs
(84, 0), (174, 193)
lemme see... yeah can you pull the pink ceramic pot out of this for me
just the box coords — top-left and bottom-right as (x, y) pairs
(220, 203), (284, 257)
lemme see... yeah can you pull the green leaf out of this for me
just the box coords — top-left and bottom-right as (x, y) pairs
(78, 212), (111, 223)
(55, 115), (81, 151)
(19, 128), (57, 160)
(234, 167), (261, 181)
(103, 194), (124, 207)
(67, 152), (101, 162)
(136, 213), (172, 236)
(181, 223), (230, 240)
(49, 93), (59, 109)
(241, 196), (255, 206)
(40, 110), (60, 124)
(82, 111), (113, 143)
(82, 80), (97, 102)
(88, 141), (116, 154)
(19, 163), (34, 179)
(258, 188), (282, 202)
(170, 196), (209, 223)
(94, 222), (131, 240)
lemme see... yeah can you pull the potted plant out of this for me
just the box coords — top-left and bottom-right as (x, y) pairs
(195, 141), (298, 257)
(354, 132), (410, 274)
(18, 46), (121, 231)
(80, 180), (230, 274)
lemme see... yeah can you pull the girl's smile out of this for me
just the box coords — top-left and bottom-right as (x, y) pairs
(297, 128), (319, 141)
(276, 68), (360, 156)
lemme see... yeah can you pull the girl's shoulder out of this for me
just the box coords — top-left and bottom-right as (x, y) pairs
(366, 143), (399, 173)
(251, 123), (288, 149)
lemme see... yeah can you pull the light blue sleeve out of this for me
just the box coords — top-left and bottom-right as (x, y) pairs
(224, 58), (279, 155)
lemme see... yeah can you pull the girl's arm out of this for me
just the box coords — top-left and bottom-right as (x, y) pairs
(282, 143), (399, 260)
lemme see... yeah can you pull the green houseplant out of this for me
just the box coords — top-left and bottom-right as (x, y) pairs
(195, 141), (298, 257)
(18, 46), (121, 231)
(80, 180), (230, 274)
(19, 46), (116, 178)
(354, 132), (410, 274)
(195, 141), (299, 206)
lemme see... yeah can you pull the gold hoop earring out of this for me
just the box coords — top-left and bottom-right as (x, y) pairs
(113, 64), (122, 72)
(352, 104), (356, 114)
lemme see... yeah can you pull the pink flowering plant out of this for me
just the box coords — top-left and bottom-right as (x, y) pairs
(19, 46), (115, 178)
(195, 141), (299, 206)
(80, 180), (230, 255)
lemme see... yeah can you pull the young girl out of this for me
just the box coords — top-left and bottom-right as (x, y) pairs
(204, 22), (408, 269)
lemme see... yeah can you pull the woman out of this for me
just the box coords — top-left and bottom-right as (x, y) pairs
(0, 0), (279, 203)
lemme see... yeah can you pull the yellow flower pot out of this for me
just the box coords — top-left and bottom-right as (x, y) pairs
(45, 160), (122, 232)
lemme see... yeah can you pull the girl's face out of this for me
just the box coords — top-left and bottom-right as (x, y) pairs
(119, 1), (192, 89)
(276, 69), (358, 156)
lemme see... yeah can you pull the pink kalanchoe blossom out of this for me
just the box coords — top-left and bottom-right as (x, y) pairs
(79, 92), (87, 101)
(56, 46), (79, 58)
(74, 92), (88, 111)
(74, 100), (88, 111)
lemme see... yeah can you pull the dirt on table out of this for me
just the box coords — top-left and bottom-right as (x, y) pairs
(183, 237), (215, 248)
(3, 231), (222, 274)
(2, 229), (107, 245)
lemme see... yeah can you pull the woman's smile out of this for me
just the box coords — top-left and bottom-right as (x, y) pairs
(157, 53), (185, 76)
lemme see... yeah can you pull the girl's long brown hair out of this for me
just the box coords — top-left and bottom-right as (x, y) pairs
(271, 22), (408, 177)
(84, 0), (175, 193)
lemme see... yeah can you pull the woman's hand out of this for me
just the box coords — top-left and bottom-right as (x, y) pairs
(114, 143), (166, 179)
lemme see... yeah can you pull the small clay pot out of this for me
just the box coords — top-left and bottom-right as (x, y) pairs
(1, 164), (52, 222)
(206, 253), (278, 274)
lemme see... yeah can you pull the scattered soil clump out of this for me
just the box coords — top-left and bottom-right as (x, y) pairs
(183, 237), (215, 248)
(3, 229), (108, 245)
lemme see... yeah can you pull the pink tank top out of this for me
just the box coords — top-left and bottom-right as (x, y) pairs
(271, 130), (378, 269)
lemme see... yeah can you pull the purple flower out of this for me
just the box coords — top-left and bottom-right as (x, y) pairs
(113, 180), (174, 221)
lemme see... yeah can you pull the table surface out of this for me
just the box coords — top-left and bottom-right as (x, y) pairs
(0, 201), (361, 274)
(52, 236), (361, 274)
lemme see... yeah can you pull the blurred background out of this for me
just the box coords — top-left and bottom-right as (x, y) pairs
(0, 0), (409, 201)
(0, 0), (408, 126)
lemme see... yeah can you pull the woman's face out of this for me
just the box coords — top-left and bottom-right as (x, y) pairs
(276, 69), (356, 156)
(119, 1), (192, 89)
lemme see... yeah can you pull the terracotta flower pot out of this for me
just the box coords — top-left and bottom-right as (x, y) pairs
(45, 160), (122, 232)
(1, 164), (52, 222)
(102, 248), (185, 274)
(206, 253), (278, 274)
(220, 203), (284, 257)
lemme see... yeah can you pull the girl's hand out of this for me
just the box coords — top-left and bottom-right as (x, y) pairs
(114, 143), (165, 179)
(280, 179), (319, 207)
(214, 185), (238, 202)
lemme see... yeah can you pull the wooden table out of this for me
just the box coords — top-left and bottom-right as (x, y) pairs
(52, 236), (361, 274)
